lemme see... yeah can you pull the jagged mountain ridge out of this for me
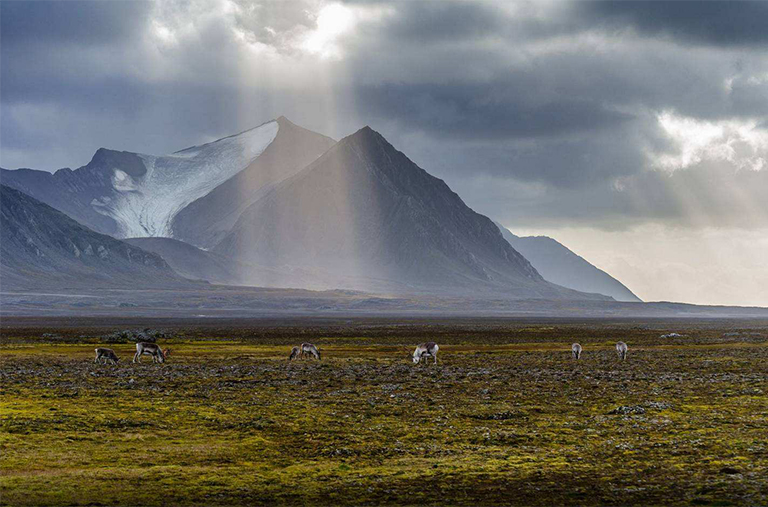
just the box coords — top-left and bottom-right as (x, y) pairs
(0, 185), (189, 290)
(0, 117), (332, 242)
(2, 118), (619, 300)
(495, 222), (640, 302)
(171, 116), (336, 248)
(214, 127), (610, 299)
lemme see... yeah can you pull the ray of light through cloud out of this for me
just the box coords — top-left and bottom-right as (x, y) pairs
(2, 0), (768, 306)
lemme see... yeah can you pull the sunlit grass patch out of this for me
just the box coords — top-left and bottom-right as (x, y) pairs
(1, 325), (767, 505)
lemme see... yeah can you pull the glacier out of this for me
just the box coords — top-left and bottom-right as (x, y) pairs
(92, 121), (279, 238)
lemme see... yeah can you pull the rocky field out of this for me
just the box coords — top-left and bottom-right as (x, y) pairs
(1, 319), (767, 505)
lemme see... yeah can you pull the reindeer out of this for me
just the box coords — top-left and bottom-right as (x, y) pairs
(616, 341), (628, 361)
(133, 342), (169, 364)
(94, 347), (119, 364)
(571, 343), (582, 360)
(412, 342), (439, 364)
(298, 343), (321, 360)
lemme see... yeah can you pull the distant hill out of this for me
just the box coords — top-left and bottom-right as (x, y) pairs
(0, 185), (190, 290)
(495, 222), (640, 302)
(123, 237), (362, 290)
(123, 237), (241, 285)
(215, 127), (610, 300)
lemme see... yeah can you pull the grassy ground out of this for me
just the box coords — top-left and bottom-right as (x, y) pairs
(1, 322), (767, 506)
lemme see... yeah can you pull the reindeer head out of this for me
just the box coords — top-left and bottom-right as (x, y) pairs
(412, 353), (420, 364)
(159, 348), (170, 363)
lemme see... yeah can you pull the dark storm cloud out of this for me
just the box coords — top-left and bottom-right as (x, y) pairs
(0, 1), (152, 47)
(356, 81), (632, 141)
(382, 1), (506, 44)
(580, 1), (768, 47)
(1, 0), (767, 231)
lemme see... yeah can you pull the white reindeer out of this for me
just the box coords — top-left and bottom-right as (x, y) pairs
(94, 347), (119, 364)
(298, 343), (321, 360)
(616, 341), (628, 361)
(133, 342), (169, 364)
(412, 342), (439, 364)
(571, 343), (582, 360)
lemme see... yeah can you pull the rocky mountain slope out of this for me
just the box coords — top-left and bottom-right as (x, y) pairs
(496, 223), (640, 302)
(123, 237), (240, 285)
(1, 117), (333, 244)
(214, 127), (609, 299)
(1, 185), (189, 290)
(171, 117), (335, 248)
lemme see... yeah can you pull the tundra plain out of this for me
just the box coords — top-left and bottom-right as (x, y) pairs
(1, 318), (767, 506)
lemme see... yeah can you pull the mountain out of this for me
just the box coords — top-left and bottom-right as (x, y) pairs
(123, 237), (240, 285)
(0, 185), (188, 290)
(214, 127), (610, 300)
(1, 117), (334, 245)
(495, 223), (641, 302)
(0, 150), (142, 237)
(172, 116), (336, 248)
(123, 237), (371, 289)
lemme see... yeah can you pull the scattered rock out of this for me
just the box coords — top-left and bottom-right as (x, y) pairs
(101, 328), (168, 344)
(469, 410), (523, 420)
(609, 405), (646, 415)
(645, 401), (672, 410)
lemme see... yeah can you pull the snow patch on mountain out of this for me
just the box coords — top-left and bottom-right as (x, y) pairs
(93, 121), (279, 238)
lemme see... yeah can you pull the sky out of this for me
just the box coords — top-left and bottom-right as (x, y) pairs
(1, 0), (768, 306)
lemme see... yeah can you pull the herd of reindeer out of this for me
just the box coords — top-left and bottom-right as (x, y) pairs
(94, 340), (631, 365)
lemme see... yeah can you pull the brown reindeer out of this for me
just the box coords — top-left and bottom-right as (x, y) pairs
(94, 347), (119, 364)
(133, 342), (169, 363)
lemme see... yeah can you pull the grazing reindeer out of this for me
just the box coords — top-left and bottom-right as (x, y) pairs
(616, 341), (628, 361)
(413, 342), (439, 364)
(94, 347), (119, 364)
(299, 343), (321, 360)
(571, 343), (582, 360)
(133, 342), (169, 364)
(288, 346), (301, 361)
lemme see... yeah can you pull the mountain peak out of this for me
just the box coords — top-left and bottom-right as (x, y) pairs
(349, 125), (381, 141)
(87, 148), (147, 178)
(212, 123), (604, 299)
(339, 126), (391, 157)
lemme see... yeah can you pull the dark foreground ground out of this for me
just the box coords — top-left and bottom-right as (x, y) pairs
(1, 318), (767, 506)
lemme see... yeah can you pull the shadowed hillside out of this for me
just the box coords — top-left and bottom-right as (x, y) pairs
(0, 185), (189, 290)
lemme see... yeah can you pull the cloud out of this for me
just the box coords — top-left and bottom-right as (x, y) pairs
(0, 1), (152, 47)
(356, 81), (633, 141)
(579, 1), (768, 47)
(2, 0), (768, 231)
(652, 112), (768, 172)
